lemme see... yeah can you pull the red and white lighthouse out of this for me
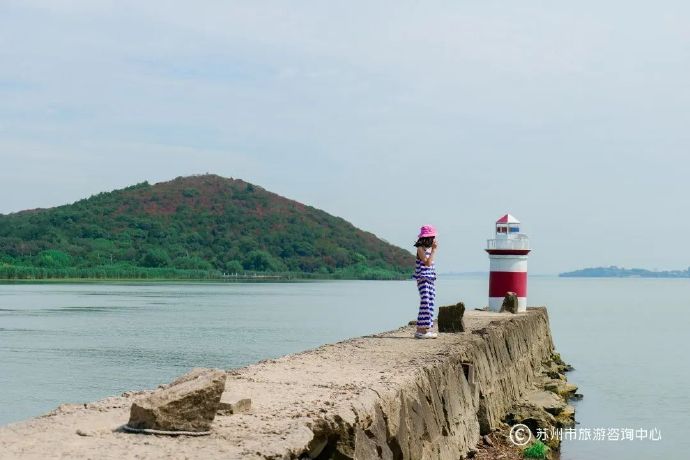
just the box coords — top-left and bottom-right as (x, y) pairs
(486, 214), (530, 312)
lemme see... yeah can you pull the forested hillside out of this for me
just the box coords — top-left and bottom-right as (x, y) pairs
(0, 175), (413, 279)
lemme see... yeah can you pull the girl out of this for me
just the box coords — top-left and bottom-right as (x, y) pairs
(413, 225), (438, 339)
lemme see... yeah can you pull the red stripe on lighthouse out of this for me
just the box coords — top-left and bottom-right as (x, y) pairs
(489, 271), (527, 297)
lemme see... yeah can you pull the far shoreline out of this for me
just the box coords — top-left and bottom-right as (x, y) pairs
(560, 265), (690, 278)
(0, 266), (410, 283)
(0, 277), (412, 284)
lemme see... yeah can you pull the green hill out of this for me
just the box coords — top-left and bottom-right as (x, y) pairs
(0, 175), (414, 280)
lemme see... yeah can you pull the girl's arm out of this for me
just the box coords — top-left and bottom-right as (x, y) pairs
(417, 246), (436, 267)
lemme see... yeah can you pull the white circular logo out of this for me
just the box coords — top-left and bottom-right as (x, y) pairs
(509, 423), (533, 446)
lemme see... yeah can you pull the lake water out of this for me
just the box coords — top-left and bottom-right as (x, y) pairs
(0, 277), (687, 459)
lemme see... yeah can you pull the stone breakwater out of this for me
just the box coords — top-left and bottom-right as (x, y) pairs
(0, 307), (575, 459)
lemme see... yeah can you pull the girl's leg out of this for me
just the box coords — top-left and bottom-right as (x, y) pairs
(416, 279), (432, 331)
(427, 281), (436, 328)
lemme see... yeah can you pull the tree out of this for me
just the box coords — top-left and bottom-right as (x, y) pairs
(35, 250), (72, 268)
(140, 249), (171, 268)
(224, 260), (243, 273)
(242, 250), (284, 272)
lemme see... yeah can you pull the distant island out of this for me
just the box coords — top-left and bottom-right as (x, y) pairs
(559, 266), (690, 278)
(0, 174), (414, 280)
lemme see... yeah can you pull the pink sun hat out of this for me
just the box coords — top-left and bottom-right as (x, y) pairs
(418, 224), (437, 238)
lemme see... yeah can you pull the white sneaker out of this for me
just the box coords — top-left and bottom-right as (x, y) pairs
(414, 331), (438, 339)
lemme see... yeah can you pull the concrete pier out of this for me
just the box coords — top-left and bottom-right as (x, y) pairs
(0, 308), (559, 459)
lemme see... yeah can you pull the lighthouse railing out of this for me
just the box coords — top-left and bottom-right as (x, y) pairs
(487, 238), (530, 250)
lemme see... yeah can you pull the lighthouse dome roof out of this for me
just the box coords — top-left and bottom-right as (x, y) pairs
(496, 213), (520, 224)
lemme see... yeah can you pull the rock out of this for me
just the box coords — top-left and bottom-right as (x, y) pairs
(555, 404), (575, 428)
(524, 390), (567, 416)
(306, 420), (330, 458)
(543, 362), (566, 380)
(543, 381), (559, 391)
(408, 320), (417, 326)
(550, 352), (574, 372)
(505, 388), (572, 450)
(437, 302), (465, 332)
(505, 402), (557, 432)
(169, 367), (215, 386)
(500, 292), (518, 314)
(544, 380), (579, 399)
(217, 397), (252, 416)
(505, 402), (559, 449)
(127, 368), (226, 433)
(551, 353), (567, 366)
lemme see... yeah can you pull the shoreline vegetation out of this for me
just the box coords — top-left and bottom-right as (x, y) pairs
(0, 264), (408, 282)
(559, 265), (690, 278)
(0, 175), (413, 282)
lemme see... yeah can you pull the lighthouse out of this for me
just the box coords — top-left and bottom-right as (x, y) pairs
(486, 214), (530, 312)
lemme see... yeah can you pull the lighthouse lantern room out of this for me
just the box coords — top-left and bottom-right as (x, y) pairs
(486, 214), (531, 312)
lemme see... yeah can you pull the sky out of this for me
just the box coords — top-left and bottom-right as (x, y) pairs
(1, 1), (689, 274)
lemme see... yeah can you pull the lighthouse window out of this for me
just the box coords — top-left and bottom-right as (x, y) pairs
(509, 227), (520, 233)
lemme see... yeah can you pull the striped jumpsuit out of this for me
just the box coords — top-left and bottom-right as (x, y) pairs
(414, 248), (436, 328)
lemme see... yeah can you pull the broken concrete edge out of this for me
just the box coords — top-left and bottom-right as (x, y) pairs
(469, 347), (579, 457)
(217, 397), (252, 416)
(287, 307), (577, 459)
(127, 368), (227, 433)
(128, 308), (573, 458)
(500, 292), (519, 314)
(502, 351), (579, 453)
(438, 302), (466, 332)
